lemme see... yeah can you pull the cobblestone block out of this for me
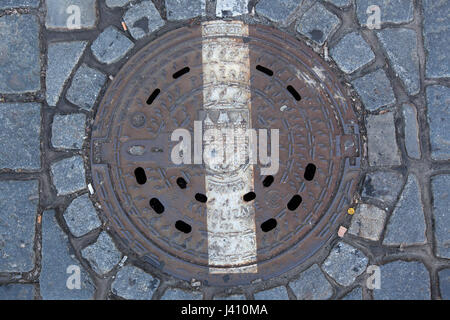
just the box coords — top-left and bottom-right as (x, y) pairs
(423, 0), (450, 78)
(431, 174), (450, 259)
(51, 113), (86, 150)
(349, 204), (387, 241)
(81, 232), (122, 275)
(106, 0), (131, 8)
(0, 284), (34, 300)
(46, 41), (87, 107)
(366, 112), (401, 166)
(45, 0), (97, 30)
(255, 0), (301, 23)
(322, 242), (368, 287)
(161, 288), (203, 300)
(288, 264), (333, 300)
(0, 0), (39, 9)
(362, 170), (404, 207)
(330, 32), (375, 74)
(254, 286), (289, 300)
(214, 294), (246, 300)
(66, 64), (106, 111)
(111, 265), (160, 300)
(40, 210), (94, 300)
(326, 0), (350, 7)
(426, 86), (450, 161)
(63, 194), (101, 237)
(0, 103), (41, 170)
(439, 269), (450, 300)
(342, 287), (362, 300)
(356, 0), (414, 26)
(377, 28), (420, 95)
(296, 2), (340, 45)
(374, 261), (430, 300)
(216, 0), (248, 17)
(383, 174), (426, 245)
(123, 0), (165, 40)
(0, 14), (40, 94)
(0, 180), (38, 272)
(402, 104), (421, 159)
(165, 0), (206, 21)
(50, 156), (86, 196)
(351, 69), (395, 111)
(91, 26), (134, 65)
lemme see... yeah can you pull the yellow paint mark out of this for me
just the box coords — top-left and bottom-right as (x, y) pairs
(347, 207), (355, 215)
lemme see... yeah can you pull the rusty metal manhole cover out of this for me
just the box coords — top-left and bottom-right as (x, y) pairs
(90, 21), (362, 286)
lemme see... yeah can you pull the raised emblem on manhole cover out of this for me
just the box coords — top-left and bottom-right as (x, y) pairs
(89, 20), (362, 286)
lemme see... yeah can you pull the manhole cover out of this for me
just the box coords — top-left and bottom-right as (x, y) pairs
(90, 21), (362, 286)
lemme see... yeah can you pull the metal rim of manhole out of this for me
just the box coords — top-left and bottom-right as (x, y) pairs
(89, 20), (363, 286)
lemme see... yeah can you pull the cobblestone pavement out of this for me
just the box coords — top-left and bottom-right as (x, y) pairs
(0, 0), (449, 300)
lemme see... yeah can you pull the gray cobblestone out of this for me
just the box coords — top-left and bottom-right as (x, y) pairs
(46, 41), (87, 107)
(91, 26), (134, 65)
(51, 113), (86, 150)
(288, 264), (333, 300)
(0, 0), (39, 9)
(361, 170), (404, 207)
(439, 269), (450, 300)
(0, 14), (40, 94)
(216, 0), (248, 17)
(165, 0), (206, 21)
(326, 0), (350, 7)
(330, 32), (375, 74)
(402, 104), (421, 159)
(431, 174), (450, 259)
(322, 242), (368, 287)
(214, 294), (246, 300)
(342, 287), (362, 300)
(66, 64), (106, 111)
(426, 85), (450, 161)
(111, 265), (160, 300)
(255, 0), (301, 23)
(254, 286), (289, 300)
(81, 232), (122, 275)
(40, 210), (94, 300)
(351, 69), (396, 111)
(349, 204), (387, 241)
(161, 288), (203, 300)
(374, 261), (430, 300)
(105, 0), (131, 8)
(383, 174), (426, 245)
(50, 156), (86, 196)
(0, 103), (41, 170)
(356, 0), (414, 26)
(296, 2), (340, 45)
(0, 284), (34, 300)
(423, 0), (450, 78)
(123, 0), (165, 40)
(0, 180), (38, 272)
(45, 0), (97, 30)
(63, 194), (101, 237)
(377, 28), (420, 95)
(366, 112), (401, 166)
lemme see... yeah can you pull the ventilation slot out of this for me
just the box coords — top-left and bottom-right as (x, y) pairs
(256, 65), (274, 76)
(172, 67), (190, 79)
(195, 193), (208, 203)
(176, 177), (187, 189)
(146, 88), (160, 105)
(134, 167), (147, 185)
(287, 85), (301, 101)
(287, 195), (302, 211)
(261, 218), (277, 232)
(304, 163), (316, 181)
(149, 198), (164, 214)
(262, 175), (274, 187)
(175, 220), (192, 233)
(243, 192), (256, 202)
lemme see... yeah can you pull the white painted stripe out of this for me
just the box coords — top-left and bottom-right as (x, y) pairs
(202, 21), (257, 273)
